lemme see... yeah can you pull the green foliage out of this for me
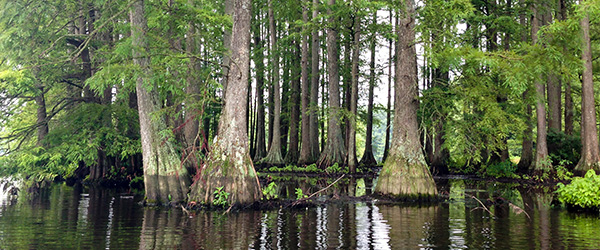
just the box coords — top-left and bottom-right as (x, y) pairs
(213, 186), (230, 207)
(481, 160), (517, 178)
(0, 103), (141, 182)
(548, 130), (581, 168)
(267, 164), (322, 173)
(555, 162), (574, 181)
(295, 188), (308, 200)
(325, 163), (342, 173)
(556, 170), (600, 210)
(262, 181), (279, 200)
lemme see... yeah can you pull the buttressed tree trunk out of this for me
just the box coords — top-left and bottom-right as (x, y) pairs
(189, 0), (261, 205)
(575, 13), (600, 174)
(130, 0), (191, 205)
(262, 0), (284, 165)
(298, 0), (313, 165)
(317, 0), (347, 168)
(359, 11), (378, 168)
(375, 0), (437, 199)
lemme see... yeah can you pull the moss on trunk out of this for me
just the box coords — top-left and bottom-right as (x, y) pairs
(375, 152), (438, 199)
(189, 136), (261, 205)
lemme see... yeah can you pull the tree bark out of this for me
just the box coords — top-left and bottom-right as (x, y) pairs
(309, 0), (321, 161)
(574, 13), (600, 174)
(252, 21), (267, 160)
(516, 0), (532, 173)
(518, 91), (534, 172)
(382, 11), (394, 163)
(298, 0), (313, 165)
(564, 80), (573, 135)
(343, 36), (352, 151)
(317, 0), (347, 168)
(130, 0), (190, 205)
(262, 0), (284, 165)
(184, 1), (200, 172)
(375, 0), (437, 198)
(561, 0), (573, 136)
(347, 10), (361, 172)
(427, 68), (450, 174)
(359, 11), (378, 168)
(285, 42), (301, 164)
(35, 86), (48, 147)
(531, 2), (550, 172)
(547, 74), (561, 132)
(189, 0), (261, 205)
(221, 0), (234, 99)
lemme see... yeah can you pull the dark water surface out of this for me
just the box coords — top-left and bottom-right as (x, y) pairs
(0, 177), (599, 249)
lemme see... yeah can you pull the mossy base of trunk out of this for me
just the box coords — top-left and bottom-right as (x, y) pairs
(375, 154), (438, 200)
(574, 159), (600, 177)
(260, 149), (284, 166)
(317, 142), (346, 169)
(189, 142), (261, 206)
(144, 174), (189, 206)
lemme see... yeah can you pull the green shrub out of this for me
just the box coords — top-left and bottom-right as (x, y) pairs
(482, 160), (517, 178)
(262, 182), (278, 200)
(556, 170), (600, 210)
(213, 186), (230, 207)
(547, 130), (581, 168)
(295, 188), (308, 200)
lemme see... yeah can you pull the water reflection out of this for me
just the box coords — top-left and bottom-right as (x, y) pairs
(0, 179), (599, 249)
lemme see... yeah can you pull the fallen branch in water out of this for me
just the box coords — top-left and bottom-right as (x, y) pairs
(290, 174), (345, 207)
(467, 195), (531, 220)
(468, 194), (495, 219)
(508, 202), (531, 219)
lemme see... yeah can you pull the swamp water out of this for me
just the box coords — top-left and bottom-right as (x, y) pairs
(0, 176), (599, 249)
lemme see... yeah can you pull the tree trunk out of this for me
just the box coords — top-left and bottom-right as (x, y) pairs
(516, 0), (533, 173)
(427, 68), (450, 175)
(35, 87), (48, 147)
(574, 13), (600, 174)
(531, 3), (550, 172)
(382, 11), (394, 163)
(252, 21), (267, 160)
(317, 0), (347, 168)
(298, 1), (313, 165)
(547, 74), (561, 132)
(564, 80), (573, 135)
(562, 0), (573, 136)
(359, 11), (378, 168)
(130, 0), (190, 205)
(189, 0), (261, 205)
(546, 4), (560, 133)
(518, 91), (534, 172)
(184, 2), (200, 171)
(262, 0), (284, 165)
(280, 47), (290, 156)
(347, 11), (361, 172)
(285, 42), (301, 164)
(221, 0), (234, 99)
(375, 0), (437, 198)
(309, 0), (321, 161)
